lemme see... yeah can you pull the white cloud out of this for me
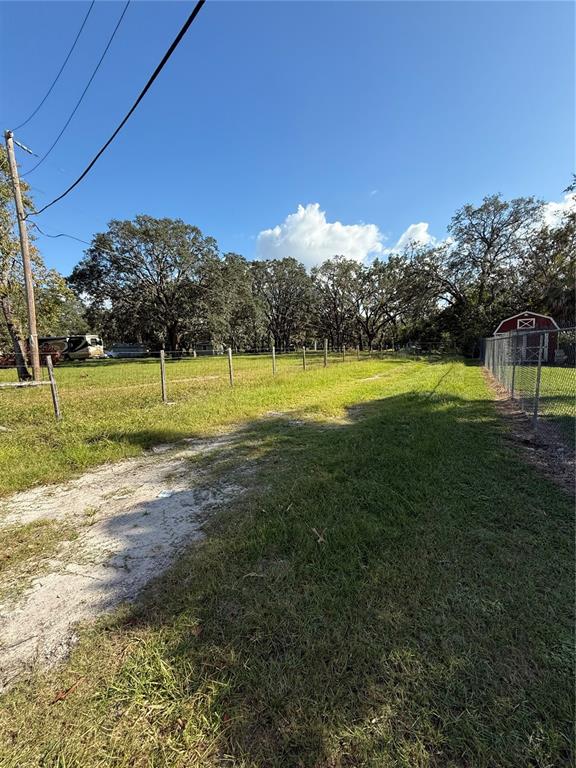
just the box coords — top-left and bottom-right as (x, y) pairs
(256, 203), (384, 269)
(541, 193), (576, 228)
(255, 193), (574, 270)
(393, 222), (436, 252)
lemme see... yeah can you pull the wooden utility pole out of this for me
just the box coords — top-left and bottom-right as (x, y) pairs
(4, 130), (41, 381)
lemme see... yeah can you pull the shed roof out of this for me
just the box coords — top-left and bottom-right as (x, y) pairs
(494, 311), (559, 335)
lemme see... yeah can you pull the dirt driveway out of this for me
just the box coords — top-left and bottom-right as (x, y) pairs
(0, 434), (245, 691)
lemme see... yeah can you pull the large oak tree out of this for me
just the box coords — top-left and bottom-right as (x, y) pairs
(69, 216), (219, 350)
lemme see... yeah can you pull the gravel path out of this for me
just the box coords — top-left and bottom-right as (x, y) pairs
(0, 435), (243, 690)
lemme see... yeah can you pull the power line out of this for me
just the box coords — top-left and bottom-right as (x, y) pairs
(28, 0), (206, 219)
(31, 222), (92, 247)
(22, 1), (131, 178)
(31, 223), (120, 259)
(14, 1), (96, 131)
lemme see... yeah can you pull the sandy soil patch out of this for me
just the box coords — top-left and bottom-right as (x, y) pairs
(0, 434), (243, 690)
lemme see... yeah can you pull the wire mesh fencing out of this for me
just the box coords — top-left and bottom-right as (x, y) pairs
(484, 327), (576, 442)
(0, 342), (392, 422)
(390, 340), (455, 361)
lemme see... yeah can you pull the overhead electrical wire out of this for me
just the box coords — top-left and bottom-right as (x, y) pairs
(31, 222), (92, 247)
(22, 0), (132, 178)
(28, 0), (206, 219)
(14, 1), (96, 131)
(31, 222), (119, 258)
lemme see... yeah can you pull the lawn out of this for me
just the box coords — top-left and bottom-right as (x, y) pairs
(0, 351), (383, 496)
(0, 359), (573, 767)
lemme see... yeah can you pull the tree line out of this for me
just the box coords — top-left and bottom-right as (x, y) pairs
(1, 143), (574, 365)
(68, 187), (575, 355)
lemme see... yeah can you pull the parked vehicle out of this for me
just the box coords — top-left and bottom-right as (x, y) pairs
(106, 343), (150, 359)
(38, 335), (105, 361)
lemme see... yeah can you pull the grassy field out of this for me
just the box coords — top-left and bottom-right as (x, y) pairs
(0, 359), (573, 767)
(0, 351), (377, 496)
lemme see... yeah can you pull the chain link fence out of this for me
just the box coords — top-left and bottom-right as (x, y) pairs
(484, 327), (575, 442)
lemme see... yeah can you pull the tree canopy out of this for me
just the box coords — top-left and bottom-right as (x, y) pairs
(61, 190), (576, 354)
(1, 183), (573, 362)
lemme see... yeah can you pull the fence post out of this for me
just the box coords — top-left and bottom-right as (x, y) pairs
(160, 350), (168, 403)
(342, 345), (345, 362)
(45, 355), (61, 421)
(302, 346), (307, 371)
(323, 338), (328, 367)
(532, 334), (544, 430)
(272, 345), (276, 375)
(227, 346), (234, 386)
(356, 345), (360, 361)
(510, 332), (517, 399)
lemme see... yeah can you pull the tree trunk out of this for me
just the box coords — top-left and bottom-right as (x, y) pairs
(0, 293), (32, 381)
(166, 325), (180, 353)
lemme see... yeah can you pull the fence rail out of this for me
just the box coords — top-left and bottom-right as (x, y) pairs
(484, 327), (575, 441)
(0, 343), (395, 421)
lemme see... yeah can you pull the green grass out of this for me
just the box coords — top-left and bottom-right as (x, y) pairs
(0, 360), (573, 767)
(0, 352), (404, 496)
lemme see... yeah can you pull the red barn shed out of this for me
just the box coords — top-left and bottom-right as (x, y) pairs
(494, 311), (559, 363)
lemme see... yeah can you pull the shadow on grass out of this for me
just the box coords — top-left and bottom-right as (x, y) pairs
(17, 391), (576, 766)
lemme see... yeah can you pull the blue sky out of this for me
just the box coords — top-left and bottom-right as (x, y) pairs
(1, 1), (574, 273)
